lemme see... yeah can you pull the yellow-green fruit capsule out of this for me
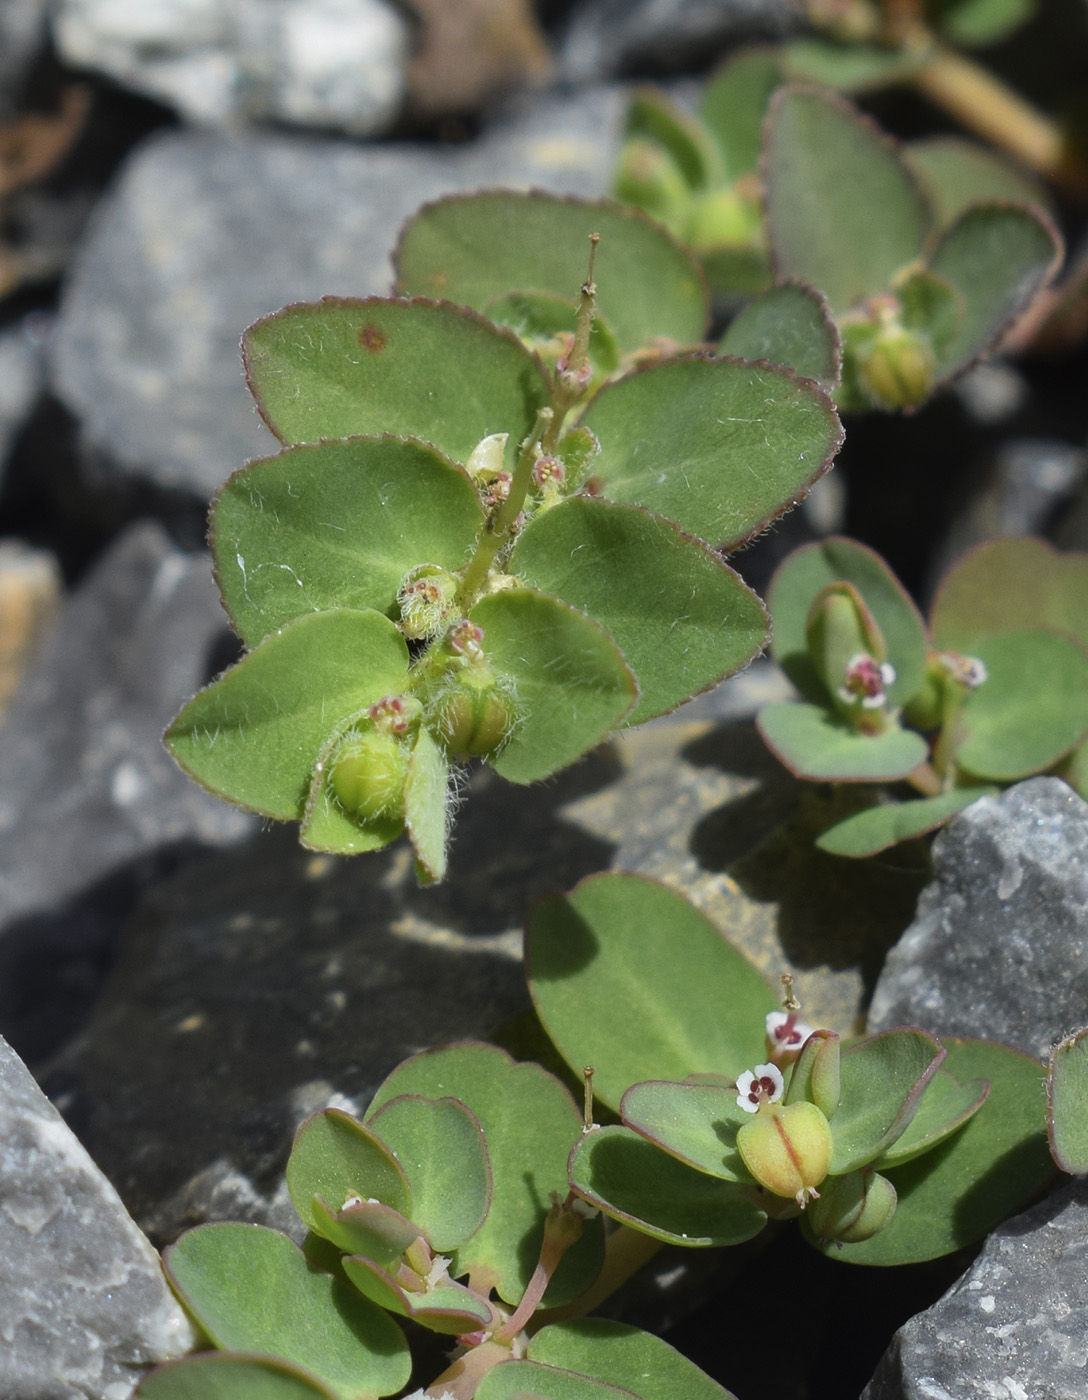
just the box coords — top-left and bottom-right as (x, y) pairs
(435, 675), (516, 759)
(329, 730), (409, 821)
(737, 1101), (832, 1208)
(856, 325), (935, 411)
(808, 1168), (897, 1244)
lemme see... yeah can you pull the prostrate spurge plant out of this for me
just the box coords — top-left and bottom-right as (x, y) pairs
(165, 191), (841, 882)
(136, 874), (1054, 1399)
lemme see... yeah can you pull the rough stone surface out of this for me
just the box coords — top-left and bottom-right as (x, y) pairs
(867, 778), (1088, 1058)
(557, 0), (801, 81)
(863, 1179), (1088, 1400)
(0, 320), (47, 480)
(0, 522), (253, 982)
(52, 0), (410, 135)
(0, 1032), (193, 1400)
(50, 85), (626, 497)
(42, 662), (922, 1240)
(0, 0), (48, 114)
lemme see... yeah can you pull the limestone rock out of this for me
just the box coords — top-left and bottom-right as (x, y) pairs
(0, 1032), (193, 1400)
(863, 1180), (1088, 1400)
(867, 777), (1088, 1058)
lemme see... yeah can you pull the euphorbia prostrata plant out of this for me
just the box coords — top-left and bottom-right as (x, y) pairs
(137, 874), (1054, 1398)
(153, 67), (1069, 1395)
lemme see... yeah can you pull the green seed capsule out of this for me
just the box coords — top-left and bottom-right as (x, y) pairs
(737, 1101), (832, 1208)
(855, 324), (935, 411)
(329, 730), (409, 821)
(808, 1167), (897, 1244)
(434, 675), (517, 759)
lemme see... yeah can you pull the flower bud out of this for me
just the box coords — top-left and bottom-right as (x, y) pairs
(397, 565), (459, 641)
(329, 729), (409, 822)
(736, 1100), (832, 1208)
(807, 1167), (897, 1244)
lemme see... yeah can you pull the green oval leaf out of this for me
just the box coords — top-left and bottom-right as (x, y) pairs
(286, 1109), (412, 1235)
(717, 281), (841, 390)
(954, 630), (1088, 780)
(568, 1125), (766, 1247)
(930, 537), (1088, 653)
(624, 88), (721, 192)
(820, 1039), (1052, 1264)
(829, 1029), (946, 1174)
(905, 137), (1051, 229)
(763, 87), (930, 312)
(578, 356), (841, 549)
(526, 873), (773, 1112)
(699, 50), (782, 185)
(621, 1081), (749, 1182)
(212, 436), (484, 648)
(510, 498), (769, 725)
(394, 192), (708, 355)
(926, 203), (1061, 378)
(780, 38), (927, 93)
(165, 609), (409, 820)
(529, 1318), (741, 1400)
(243, 298), (550, 465)
(469, 588), (638, 785)
(365, 1043), (604, 1308)
(758, 702), (928, 782)
(1047, 1027), (1088, 1174)
(477, 1359), (639, 1400)
(769, 536), (928, 707)
(367, 1095), (491, 1252)
(163, 1224), (410, 1400)
(136, 1355), (341, 1400)
(814, 786), (996, 857)
(876, 1068), (990, 1169)
(338, 1254), (493, 1335)
(938, 0), (1037, 47)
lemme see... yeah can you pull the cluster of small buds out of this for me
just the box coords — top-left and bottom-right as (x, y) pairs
(397, 565), (459, 640)
(532, 455), (565, 489)
(935, 650), (988, 689)
(482, 471), (513, 509)
(838, 651), (896, 709)
(445, 620), (486, 662)
(368, 695), (411, 733)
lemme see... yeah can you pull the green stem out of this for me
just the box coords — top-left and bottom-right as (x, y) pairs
(908, 39), (1088, 202)
(456, 406), (552, 608)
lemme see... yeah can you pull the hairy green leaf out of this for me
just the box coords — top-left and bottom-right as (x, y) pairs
(1047, 1027), (1088, 1174)
(717, 281), (841, 389)
(510, 497), (769, 725)
(578, 356), (841, 548)
(758, 702), (928, 782)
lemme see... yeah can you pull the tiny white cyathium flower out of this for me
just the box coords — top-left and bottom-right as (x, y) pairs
(735, 1063), (784, 1114)
(935, 651), (988, 689)
(837, 652), (896, 709)
(766, 1010), (816, 1055)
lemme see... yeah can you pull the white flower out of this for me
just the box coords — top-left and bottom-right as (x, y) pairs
(735, 1063), (784, 1114)
(837, 652), (896, 710)
(766, 1010), (815, 1053)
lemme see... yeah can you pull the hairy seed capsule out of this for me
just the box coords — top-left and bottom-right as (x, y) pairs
(329, 730), (409, 821)
(434, 676), (517, 759)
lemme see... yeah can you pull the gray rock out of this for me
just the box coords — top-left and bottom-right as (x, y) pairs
(52, 0), (410, 135)
(863, 1179), (1088, 1400)
(50, 86), (627, 497)
(867, 778), (1088, 1059)
(0, 319), (47, 480)
(0, 1032), (193, 1400)
(557, 0), (801, 82)
(0, 521), (253, 949)
(0, 0), (48, 114)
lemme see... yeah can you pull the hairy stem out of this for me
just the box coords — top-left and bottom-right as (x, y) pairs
(910, 42), (1088, 201)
